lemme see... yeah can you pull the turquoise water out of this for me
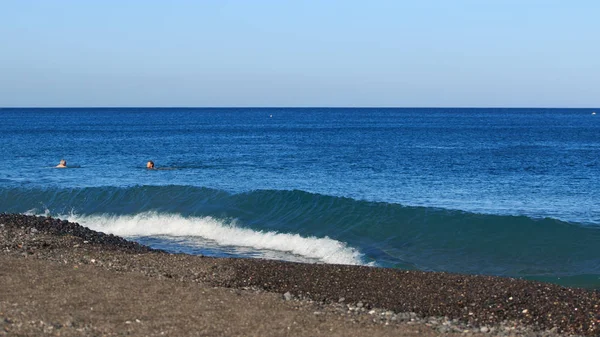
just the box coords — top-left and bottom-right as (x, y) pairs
(1, 108), (599, 288)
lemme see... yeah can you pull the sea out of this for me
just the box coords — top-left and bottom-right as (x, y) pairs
(0, 108), (599, 289)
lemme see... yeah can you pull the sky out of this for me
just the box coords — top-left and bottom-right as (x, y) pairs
(1, 0), (599, 108)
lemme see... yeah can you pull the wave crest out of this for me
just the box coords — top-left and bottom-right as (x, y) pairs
(60, 211), (367, 266)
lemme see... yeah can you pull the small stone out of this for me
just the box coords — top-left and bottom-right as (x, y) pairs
(522, 309), (528, 314)
(357, 302), (364, 308)
(283, 292), (293, 301)
(338, 297), (345, 303)
(480, 326), (489, 333)
(438, 326), (451, 334)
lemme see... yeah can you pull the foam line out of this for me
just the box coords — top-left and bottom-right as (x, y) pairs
(59, 211), (366, 266)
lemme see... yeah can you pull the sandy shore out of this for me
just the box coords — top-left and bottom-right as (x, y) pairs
(1, 214), (598, 336)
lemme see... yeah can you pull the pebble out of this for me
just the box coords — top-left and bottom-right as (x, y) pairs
(2, 213), (599, 337)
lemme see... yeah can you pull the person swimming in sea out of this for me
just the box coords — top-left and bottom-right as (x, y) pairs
(146, 160), (175, 170)
(56, 159), (67, 168)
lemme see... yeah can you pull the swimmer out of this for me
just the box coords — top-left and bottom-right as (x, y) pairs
(146, 161), (155, 169)
(56, 159), (67, 168)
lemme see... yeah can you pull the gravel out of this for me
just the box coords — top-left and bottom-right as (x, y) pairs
(1, 213), (598, 336)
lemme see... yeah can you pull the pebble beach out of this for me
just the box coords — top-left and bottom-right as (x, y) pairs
(1, 213), (598, 336)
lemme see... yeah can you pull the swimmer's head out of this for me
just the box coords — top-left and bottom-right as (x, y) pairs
(147, 161), (155, 169)
(56, 159), (67, 168)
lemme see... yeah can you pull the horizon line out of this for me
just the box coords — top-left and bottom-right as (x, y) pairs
(1, 106), (598, 110)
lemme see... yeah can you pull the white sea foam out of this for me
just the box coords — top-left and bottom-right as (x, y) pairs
(54, 211), (366, 266)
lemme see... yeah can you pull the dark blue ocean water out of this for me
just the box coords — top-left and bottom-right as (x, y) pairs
(1, 108), (599, 288)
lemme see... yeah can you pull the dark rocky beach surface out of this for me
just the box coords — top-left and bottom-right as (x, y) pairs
(1, 214), (598, 336)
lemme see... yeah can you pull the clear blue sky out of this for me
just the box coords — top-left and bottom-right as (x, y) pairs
(1, 0), (599, 107)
